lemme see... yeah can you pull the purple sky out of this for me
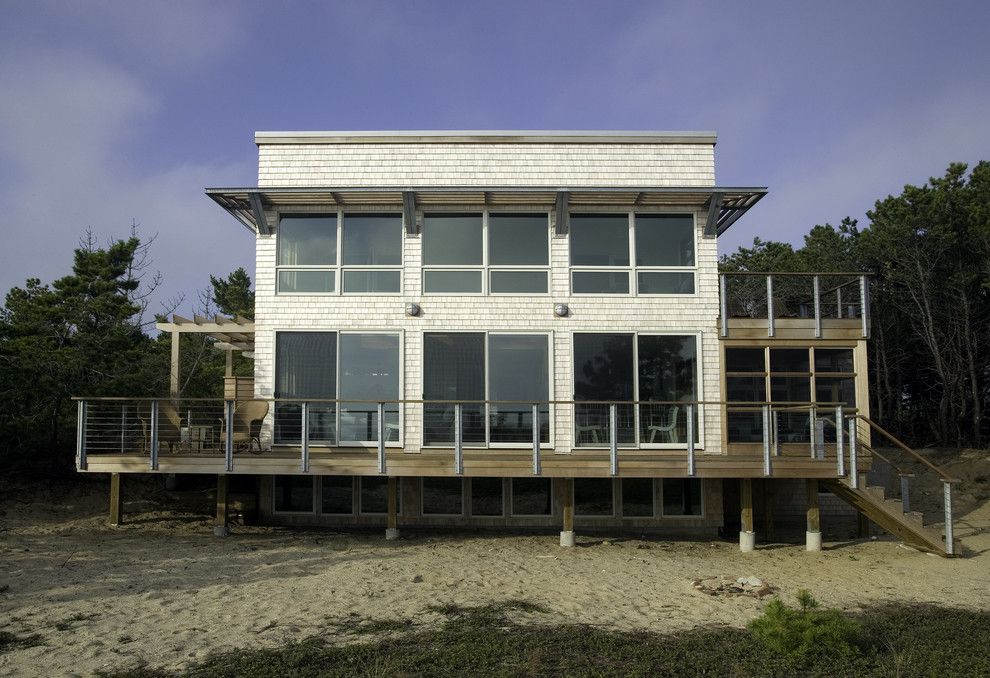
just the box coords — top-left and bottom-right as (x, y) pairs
(2, 1), (988, 315)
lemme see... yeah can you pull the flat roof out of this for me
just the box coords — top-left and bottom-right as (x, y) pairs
(254, 130), (718, 145)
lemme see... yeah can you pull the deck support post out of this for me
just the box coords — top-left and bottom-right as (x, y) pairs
(740, 478), (755, 552)
(806, 479), (822, 551)
(109, 472), (123, 527)
(560, 478), (575, 547)
(214, 474), (229, 537)
(385, 477), (400, 540)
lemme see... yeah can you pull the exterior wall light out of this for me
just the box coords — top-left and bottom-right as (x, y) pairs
(406, 302), (421, 317)
(554, 303), (569, 317)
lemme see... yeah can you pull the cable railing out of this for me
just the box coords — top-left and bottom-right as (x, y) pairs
(719, 272), (871, 338)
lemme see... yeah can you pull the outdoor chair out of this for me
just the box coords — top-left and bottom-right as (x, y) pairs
(136, 401), (187, 453)
(647, 405), (680, 443)
(219, 400), (269, 454)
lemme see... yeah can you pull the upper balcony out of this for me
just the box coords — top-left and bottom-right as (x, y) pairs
(719, 272), (870, 340)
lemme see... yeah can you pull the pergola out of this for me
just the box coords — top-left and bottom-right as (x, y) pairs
(154, 314), (255, 398)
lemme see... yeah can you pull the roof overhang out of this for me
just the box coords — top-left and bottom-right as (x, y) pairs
(254, 130), (718, 145)
(155, 314), (255, 352)
(207, 186), (767, 237)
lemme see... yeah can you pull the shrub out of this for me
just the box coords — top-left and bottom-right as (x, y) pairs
(748, 589), (860, 663)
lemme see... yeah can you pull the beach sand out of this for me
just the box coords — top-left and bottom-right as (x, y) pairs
(1, 472), (989, 677)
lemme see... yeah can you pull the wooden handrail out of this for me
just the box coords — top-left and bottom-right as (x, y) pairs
(852, 415), (956, 481)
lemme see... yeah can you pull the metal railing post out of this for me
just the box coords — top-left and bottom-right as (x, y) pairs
(900, 474), (912, 513)
(766, 275), (775, 337)
(848, 417), (858, 489)
(771, 409), (779, 456)
(685, 404), (695, 476)
(813, 275), (821, 338)
(836, 286), (843, 318)
(76, 400), (88, 471)
(860, 275), (871, 338)
(943, 481), (955, 556)
(814, 414), (825, 459)
(719, 274), (728, 337)
(835, 406), (845, 477)
(762, 405), (771, 476)
(301, 402), (310, 472)
(532, 404), (541, 476)
(120, 404), (127, 455)
(377, 402), (386, 474)
(609, 403), (618, 476)
(150, 399), (160, 471)
(809, 406), (816, 458)
(454, 403), (464, 475)
(224, 399), (234, 472)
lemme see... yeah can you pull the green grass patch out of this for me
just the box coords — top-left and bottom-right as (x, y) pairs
(98, 599), (990, 677)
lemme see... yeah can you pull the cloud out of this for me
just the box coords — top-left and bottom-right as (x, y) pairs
(0, 48), (254, 315)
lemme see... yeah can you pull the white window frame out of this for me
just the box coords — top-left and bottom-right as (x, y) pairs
(271, 329), (404, 448)
(570, 331), (705, 450)
(420, 330), (555, 449)
(275, 209), (403, 296)
(568, 209), (698, 297)
(659, 478), (705, 518)
(421, 209), (551, 296)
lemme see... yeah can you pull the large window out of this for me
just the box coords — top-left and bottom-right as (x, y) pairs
(422, 213), (549, 294)
(724, 346), (856, 444)
(569, 213), (696, 295)
(573, 333), (698, 447)
(423, 332), (550, 446)
(277, 213), (401, 294)
(274, 331), (400, 445)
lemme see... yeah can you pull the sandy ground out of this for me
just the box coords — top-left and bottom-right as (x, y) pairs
(2, 467), (989, 677)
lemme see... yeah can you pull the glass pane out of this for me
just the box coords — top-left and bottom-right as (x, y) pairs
(471, 478), (504, 516)
(771, 376), (811, 442)
(572, 271), (630, 294)
(814, 348), (854, 373)
(321, 476), (353, 514)
(727, 411), (765, 443)
(637, 271), (695, 294)
(573, 333), (635, 446)
(423, 333), (485, 445)
(725, 348), (765, 373)
(342, 214), (401, 265)
(771, 376), (810, 402)
(770, 348), (810, 373)
(488, 334), (549, 444)
(575, 478), (613, 516)
(342, 270), (400, 293)
(422, 214), (482, 265)
(274, 476), (313, 512)
(424, 270), (482, 293)
(638, 335), (696, 444)
(511, 478), (551, 515)
(422, 477), (463, 515)
(815, 377), (856, 407)
(662, 479), (702, 516)
(278, 269), (335, 293)
(489, 214), (548, 265)
(278, 215), (336, 265)
(635, 214), (695, 266)
(622, 478), (654, 517)
(489, 270), (548, 294)
(275, 332), (337, 444)
(727, 375), (765, 402)
(360, 477), (393, 514)
(570, 214), (629, 266)
(339, 334), (400, 443)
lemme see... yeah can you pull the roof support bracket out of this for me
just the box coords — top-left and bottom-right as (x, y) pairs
(703, 191), (724, 237)
(248, 191), (271, 235)
(554, 191), (570, 237)
(403, 191), (418, 234)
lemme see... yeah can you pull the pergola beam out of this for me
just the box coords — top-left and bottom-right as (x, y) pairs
(703, 191), (724, 237)
(403, 191), (417, 234)
(248, 191), (271, 235)
(554, 191), (570, 236)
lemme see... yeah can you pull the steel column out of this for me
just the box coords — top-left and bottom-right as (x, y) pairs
(454, 403), (464, 475)
(76, 400), (88, 471)
(685, 404), (695, 476)
(719, 274), (728, 337)
(835, 406), (845, 477)
(766, 275), (775, 337)
(609, 403), (618, 477)
(900, 474), (912, 513)
(762, 405), (771, 476)
(808, 406), (816, 458)
(860, 275), (871, 338)
(943, 481), (955, 556)
(848, 417), (858, 489)
(531, 404), (541, 476)
(301, 402), (310, 472)
(120, 404), (127, 455)
(813, 275), (822, 338)
(224, 400), (234, 473)
(150, 400), (159, 471)
(377, 402), (386, 474)
(771, 409), (779, 456)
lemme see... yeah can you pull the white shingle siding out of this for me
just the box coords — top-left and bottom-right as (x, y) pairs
(258, 143), (715, 188)
(253, 138), (722, 456)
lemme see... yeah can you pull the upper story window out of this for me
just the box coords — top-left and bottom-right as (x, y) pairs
(569, 213), (696, 295)
(277, 213), (402, 294)
(422, 212), (549, 295)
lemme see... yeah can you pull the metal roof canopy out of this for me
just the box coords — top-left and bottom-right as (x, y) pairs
(155, 314), (255, 352)
(207, 186), (766, 237)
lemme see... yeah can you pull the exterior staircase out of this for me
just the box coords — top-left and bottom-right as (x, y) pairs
(822, 477), (961, 557)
